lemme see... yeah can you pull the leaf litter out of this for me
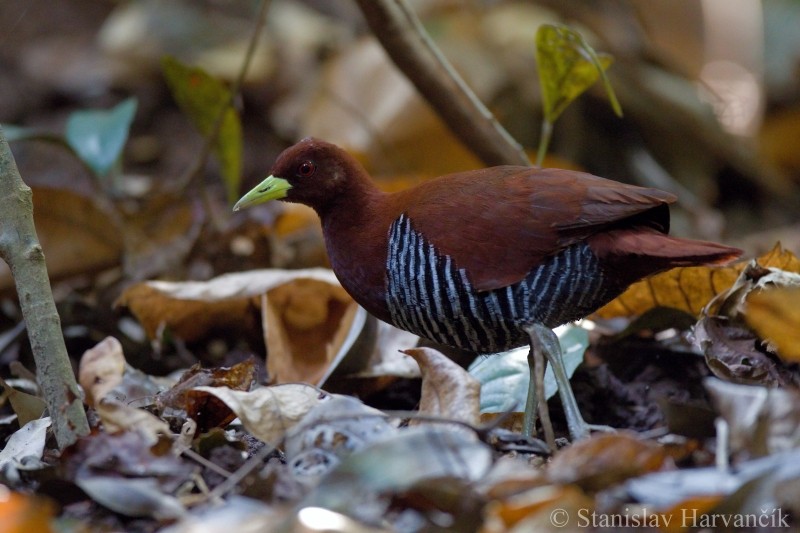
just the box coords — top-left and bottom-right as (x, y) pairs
(3, 2), (800, 531)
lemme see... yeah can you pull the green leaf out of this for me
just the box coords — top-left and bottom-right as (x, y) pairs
(468, 325), (589, 414)
(535, 24), (622, 124)
(65, 97), (138, 177)
(161, 56), (242, 205)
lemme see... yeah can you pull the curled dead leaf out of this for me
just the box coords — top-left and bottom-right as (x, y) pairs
(402, 347), (480, 426)
(264, 278), (362, 384)
(79, 336), (126, 408)
(192, 383), (329, 444)
(95, 400), (171, 446)
(115, 267), (340, 341)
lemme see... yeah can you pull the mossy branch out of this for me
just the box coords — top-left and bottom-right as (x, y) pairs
(0, 125), (89, 449)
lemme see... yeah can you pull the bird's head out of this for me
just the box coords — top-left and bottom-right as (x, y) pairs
(233, 137), (365, 214)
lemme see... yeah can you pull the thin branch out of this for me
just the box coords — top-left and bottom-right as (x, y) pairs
(354, 0), (531, 167)
(0, 125), (90, 449)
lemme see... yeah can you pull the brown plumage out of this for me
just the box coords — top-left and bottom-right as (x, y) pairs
(234, 137), (742, 441)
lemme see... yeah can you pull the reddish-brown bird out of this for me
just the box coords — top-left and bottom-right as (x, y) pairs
(234, 138), (741, 441)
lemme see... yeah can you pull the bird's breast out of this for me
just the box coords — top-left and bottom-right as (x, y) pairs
(384, 214), (619, 354)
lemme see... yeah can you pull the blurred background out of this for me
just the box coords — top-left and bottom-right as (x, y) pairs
(1, 0), (799, 372)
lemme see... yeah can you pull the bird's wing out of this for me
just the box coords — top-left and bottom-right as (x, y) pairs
(401, 167), (676, 292)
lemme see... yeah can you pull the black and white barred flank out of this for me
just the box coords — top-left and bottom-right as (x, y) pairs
(385, 214), (614, 354)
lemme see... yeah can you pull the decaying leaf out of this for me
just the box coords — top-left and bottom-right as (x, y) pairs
(116, 267), (339, 341)
(76, 476), (186, 520)
(0, 418), (51, 470)
(706, 378), (800, 457)
(324, 319), (420, 383)
(193, 383), (329, 444)
(284, 395), (395, 486)
(403, 347), (480, 426)
(263, 278), (359, 385)
(0, 187), (122, 292)
(79, 336), (126, 407)
(300, 426), (493, 525)
(594, 243), (800, 319)
(158, 496), (283, 533)
(547, 432), (670, 492)
(745, 287), (800, 363)
(694, 316), (799, 387)
(179, 360), (256, 433)
(626, 449), (800, 525)
(95, 400), (171, 446)
(0, 376), (46, 426)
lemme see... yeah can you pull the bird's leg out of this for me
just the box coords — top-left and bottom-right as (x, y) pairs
(523, 332), (556, 449)
(524, 323), (614, 441)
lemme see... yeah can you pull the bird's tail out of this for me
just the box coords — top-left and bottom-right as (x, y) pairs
(589, 229), (742, 281)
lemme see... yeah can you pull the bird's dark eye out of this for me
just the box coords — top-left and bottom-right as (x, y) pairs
(297, 161), (316, 177)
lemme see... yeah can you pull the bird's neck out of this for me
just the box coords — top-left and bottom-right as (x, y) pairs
(317, 187), (396, 323)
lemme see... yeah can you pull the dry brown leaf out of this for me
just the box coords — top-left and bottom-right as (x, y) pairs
(477, 456), (548, 501)
(156, 359), (256, 433)
(192, 383), (328, 444)
(264, 278), (359, 385)
(0, 375), (46, 427)
(745, 287), (800, 363)
(594, 243), (800, 319)
(547, 432), (670, 492)
(95, 400), (171, 445)
(79, 336), (126, 408)
(0, 187), (122, 292)
(115, 268), (340, 341)
(402, 347), (480, 426)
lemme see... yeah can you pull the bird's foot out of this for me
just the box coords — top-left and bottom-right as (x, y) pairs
(568, 421), (616, 441)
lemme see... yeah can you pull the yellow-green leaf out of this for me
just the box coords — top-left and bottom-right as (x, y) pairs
(535, 24), (621, 124)
(161, 56), (242, 204)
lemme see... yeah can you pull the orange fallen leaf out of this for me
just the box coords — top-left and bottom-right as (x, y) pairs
(593, 243), (800, 319)
(745, 287), (800, 363)
(0, 487), (55, 533)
